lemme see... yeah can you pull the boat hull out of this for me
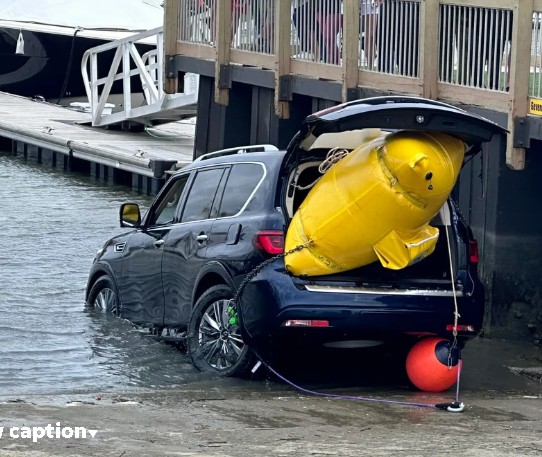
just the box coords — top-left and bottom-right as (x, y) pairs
(0, 27), (151, 101)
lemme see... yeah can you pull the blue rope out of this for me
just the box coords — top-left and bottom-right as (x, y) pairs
(257, 357), (462, 411)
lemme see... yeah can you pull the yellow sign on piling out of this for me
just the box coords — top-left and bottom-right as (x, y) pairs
(529, 98), (542, 116)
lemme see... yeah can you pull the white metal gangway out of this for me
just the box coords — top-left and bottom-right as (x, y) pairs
(81, 26), (198, 128)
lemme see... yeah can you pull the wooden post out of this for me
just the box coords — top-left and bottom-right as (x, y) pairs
(215, 0), (232, 105)
(420, 0), (439, 99)
(164, 0), (180, 94)
(275, 0), (292, 118)
(342, 0), (361, 101)
(507, 0), (532, 170)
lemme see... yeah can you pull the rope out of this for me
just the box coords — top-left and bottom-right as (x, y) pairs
(229, 232), (464, 413)
(290, 147), (350, 191)
(57, 27), (82, 105)
(318, 147), (350, 173)
(262, 360), (441, 409)
(227, 199), (465, 412)
(444, 222), (462, 406)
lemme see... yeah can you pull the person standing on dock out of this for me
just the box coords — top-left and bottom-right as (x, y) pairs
(360, 0), (381, 69)
(293, 0), (320, 60)
(315, 0), (343, 65)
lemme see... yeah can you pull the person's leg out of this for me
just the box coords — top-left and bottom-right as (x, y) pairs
(377, 1), (394, 73)
(209, 0), (216, 43)
(376, 3), (385, 72)
(260, 0), (275, 54)
(294, 2), (311, 54)
(293, 5), (301, 47)
(362, 11), (377, 69)
(231, 0), (241, 45)
(393, 1), (418, 77)
(318, 9), (342, 64)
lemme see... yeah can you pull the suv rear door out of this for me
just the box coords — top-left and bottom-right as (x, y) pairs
(204, 161), (271, 277)
(162, 166), (227, 326)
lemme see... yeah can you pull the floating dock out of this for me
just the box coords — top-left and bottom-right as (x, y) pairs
(0, 91), (195, 194)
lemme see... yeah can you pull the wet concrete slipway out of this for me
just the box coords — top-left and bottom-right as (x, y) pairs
(1, 150), (542, 457)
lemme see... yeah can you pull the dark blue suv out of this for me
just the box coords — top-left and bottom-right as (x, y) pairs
(86, 97), (505, 377)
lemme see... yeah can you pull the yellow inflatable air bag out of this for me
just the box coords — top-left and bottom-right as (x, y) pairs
(285, 131), (465, 276)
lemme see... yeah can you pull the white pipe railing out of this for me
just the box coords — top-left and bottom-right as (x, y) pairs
(81, 27), (165, 125)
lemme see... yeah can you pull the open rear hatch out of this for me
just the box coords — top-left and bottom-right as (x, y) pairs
(280, 96), (506, 287)
(284, 96), (505, 160)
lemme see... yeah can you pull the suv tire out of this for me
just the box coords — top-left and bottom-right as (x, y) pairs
(188, 285), (254, 377)
(87, 275), (120, 316)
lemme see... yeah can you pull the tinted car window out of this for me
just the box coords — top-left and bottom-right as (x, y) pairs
(181, 168), (225, 223)
(152, 176), (188, 226)
(217, 163), (264, 217)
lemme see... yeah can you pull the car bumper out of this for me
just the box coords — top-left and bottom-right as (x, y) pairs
(238, 265), (484, 351)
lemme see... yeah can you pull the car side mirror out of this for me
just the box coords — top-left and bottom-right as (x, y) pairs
(120, 203), (141, 228)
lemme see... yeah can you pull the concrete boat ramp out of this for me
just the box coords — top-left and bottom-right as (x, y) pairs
(0, 91), (195, 194)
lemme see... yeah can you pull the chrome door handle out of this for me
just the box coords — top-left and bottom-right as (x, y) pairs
(196, 234), (208, 242)
(154, 239), (165, 248)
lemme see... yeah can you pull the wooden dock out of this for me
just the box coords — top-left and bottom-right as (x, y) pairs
(0, 91), (195, 194)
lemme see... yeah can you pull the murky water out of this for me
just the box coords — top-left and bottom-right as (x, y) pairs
(0, 151), (205, 396)
(1, 151), (540, 400)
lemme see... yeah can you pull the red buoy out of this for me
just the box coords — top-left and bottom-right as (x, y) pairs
(406, 337), (461, 392)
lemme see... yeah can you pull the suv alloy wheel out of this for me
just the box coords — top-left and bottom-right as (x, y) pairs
(187, 285), (255, 377)
(87, 275), (120, 316)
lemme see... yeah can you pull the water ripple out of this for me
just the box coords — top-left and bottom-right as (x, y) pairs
(0, 152), (202, 396)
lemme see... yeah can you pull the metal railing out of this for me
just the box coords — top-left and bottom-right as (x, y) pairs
(439, 4), (513, 92)
(179, 0), (215, 45)
(172, 1), (520, 85)
(531, 11), (542, 98)
(167, 0), (542, 169)
(82, 26), (198, 127)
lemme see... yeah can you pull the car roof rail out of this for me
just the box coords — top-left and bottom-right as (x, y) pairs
(194, 144), (279, 162)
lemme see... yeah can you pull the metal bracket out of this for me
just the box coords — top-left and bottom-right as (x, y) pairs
(513, 116), (542, 149)
(165, 55), (178, 79)
(346, 87), (363, 102)
(218, 64), (232, 90)
(278, 75), (293, 102)
(513, 117), (530, 148)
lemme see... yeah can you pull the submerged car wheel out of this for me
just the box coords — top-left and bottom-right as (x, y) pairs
(87, 275), (120, 316)
(188, 285), (254, 377)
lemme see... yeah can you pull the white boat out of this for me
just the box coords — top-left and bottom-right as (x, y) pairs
(0, 0), (163, 102)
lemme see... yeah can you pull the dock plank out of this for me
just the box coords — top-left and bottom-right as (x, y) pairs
(0, 91), (195, 178)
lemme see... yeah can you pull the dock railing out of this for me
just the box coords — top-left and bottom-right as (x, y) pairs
(81, 26), (198, 127)
(165, 0), (542, 170)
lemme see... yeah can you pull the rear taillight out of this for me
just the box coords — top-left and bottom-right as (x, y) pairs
(282, 320), (330, 327)
(253, 231), (284, 255)
(468, 240), (479, 263)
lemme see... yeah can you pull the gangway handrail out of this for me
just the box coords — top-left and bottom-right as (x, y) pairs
(81, 26), (198, 127)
